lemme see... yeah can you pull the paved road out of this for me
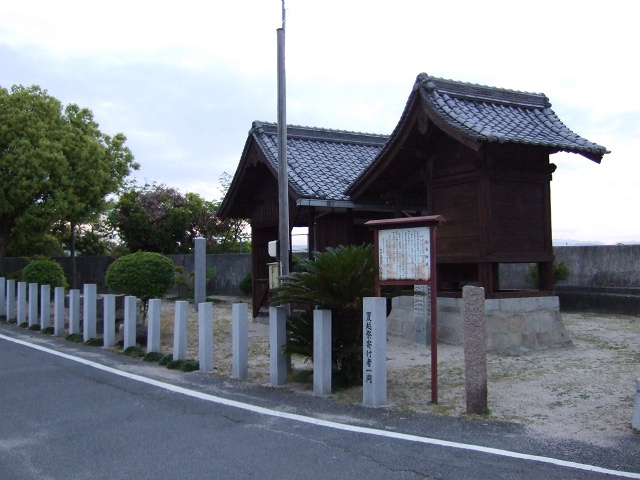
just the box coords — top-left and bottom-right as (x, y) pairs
(1, 326), (639, 479)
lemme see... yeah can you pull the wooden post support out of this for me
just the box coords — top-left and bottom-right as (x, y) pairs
(232, 303), (248, 379)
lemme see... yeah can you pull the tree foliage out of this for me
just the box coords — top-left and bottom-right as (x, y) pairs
(0, 84), (137, 267)
(109, 179), (249, 254)
(22, 258), (68, 289)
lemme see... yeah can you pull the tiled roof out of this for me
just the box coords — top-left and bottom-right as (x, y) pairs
(415, 73), (609, 160)
(251, 121), (388, 201)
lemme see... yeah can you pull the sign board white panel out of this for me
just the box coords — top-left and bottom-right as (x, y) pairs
(377, 226), (431, 281)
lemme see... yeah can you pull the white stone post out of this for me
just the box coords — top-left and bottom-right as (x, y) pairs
(54, 287), (65, 336)
(232, 303), (248, 379)
(269, 306), (287, 386)
(194, 237), (206, 311)
(83, 284), (97, 341)
(313, 309), (332, 396)
(6, 279), (15, 321)
(0, 277), (5, 317)
(633, 379), (640, 430)
(28, 283), (38, 327)
(173, 300), (189, 360)
(103, 294), (116, 348)
(147, 298), (161, 353)
(123, 295), (137, 349)
(17, 282), (27, 325)
(68, 289), (80, 335)
(40, 285), (51, 329)
(198, 302), (214, 372)
(363, 297), (387, 407)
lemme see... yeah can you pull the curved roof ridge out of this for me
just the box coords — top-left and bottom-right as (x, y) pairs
(251, 120), (389, 146)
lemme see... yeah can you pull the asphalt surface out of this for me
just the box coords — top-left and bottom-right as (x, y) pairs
(1, 322), (639, 480)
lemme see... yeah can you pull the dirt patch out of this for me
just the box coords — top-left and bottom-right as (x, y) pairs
(159, 296), (640, 446)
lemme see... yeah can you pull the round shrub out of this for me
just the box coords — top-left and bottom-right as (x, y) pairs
(239, 272), (252, 295)
(22, 259), (68, 288)
(105, 251), (175, 311)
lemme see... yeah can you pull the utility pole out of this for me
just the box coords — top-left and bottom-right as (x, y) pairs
(277, 1), (290, 278)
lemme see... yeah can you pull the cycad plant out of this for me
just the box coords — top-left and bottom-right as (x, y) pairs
(271, 243), (377, 386)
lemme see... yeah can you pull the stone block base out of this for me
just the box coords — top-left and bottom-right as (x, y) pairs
(387, 295), (573, 353)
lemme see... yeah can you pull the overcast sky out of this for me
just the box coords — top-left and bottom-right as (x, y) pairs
(1, 1), (638, 244)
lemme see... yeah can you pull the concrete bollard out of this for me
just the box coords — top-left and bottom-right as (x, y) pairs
(17, 282), (27, 325)
(28, 283), (38, 327)
(40, 285), (51, 329)
(232, 303), (248, 379)
(313, 309), (332, 396)
(68, 289), (80, 335)
(198, 302), (214, 372)
(463, 285), (488, 415)
(83, 284), (97, 341)
(123, 296), (137, 349)
(0, 277), (5, 317)
(363, 297), (387, 407)
(173, 300), (189, 360)
(269, 306), (287, 386)
(194, 237), (206, 311)
(633, 379), (640, 430)
(54, 287), (65, 336)
(147, 299), (161, 353)
(6, 279), (15, 321)
(103, 294), (116, 348)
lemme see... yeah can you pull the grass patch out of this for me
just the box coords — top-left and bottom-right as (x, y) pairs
(84, 337), (103, 347)
(7, 319), (17, 324)
(41, 327), (55, 335)
(289, 369), (313, 383)
(19, 322), (28, 328)
(158, 353), (174, 366)
(28, 324), (41, 331)
(66, 333), (83, 343)
(166, 358), (199, 372)
(143, 351), (165, 363)
(123, 346), (145, 358)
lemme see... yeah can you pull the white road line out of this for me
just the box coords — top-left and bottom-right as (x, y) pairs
(2, 332), (639, 479)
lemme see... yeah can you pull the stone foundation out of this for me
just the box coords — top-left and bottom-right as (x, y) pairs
(387, 295), (573, 353)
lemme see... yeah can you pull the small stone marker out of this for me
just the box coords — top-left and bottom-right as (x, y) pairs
(40, 285), (51, 329)
(363, 297), (387, 407)
(103, 294), (116, 348)
(83, 284), (97, 341)
(0, 277), (5, 316)
(68, 289), (80, 335)
(173, 300), (189, 360)
(123, 295), (137, 349)
(198, 302), (214, 372)
(28, 283), (38, 327)
(313, 309), (332, 396)
(17, 282), (27, 325)
(269, 306), (287, 386)
(633, 379), (640, 430)
(6, 279), (15, 321)
(463, 285), (488, 414)
(194, 237), (206, 311)
(232, 303), (248, 379)
(54, 287), (65, 336)
(147, 298), (161, 353)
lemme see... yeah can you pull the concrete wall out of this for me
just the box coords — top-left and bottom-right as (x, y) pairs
(0, 253), (251, 296)
(554, 245), (640, 288)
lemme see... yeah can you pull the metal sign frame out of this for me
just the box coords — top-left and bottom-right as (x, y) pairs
(365, 215), (445, 404)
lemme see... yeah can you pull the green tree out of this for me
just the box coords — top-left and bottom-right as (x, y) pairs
(0, 85), (68, 264)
